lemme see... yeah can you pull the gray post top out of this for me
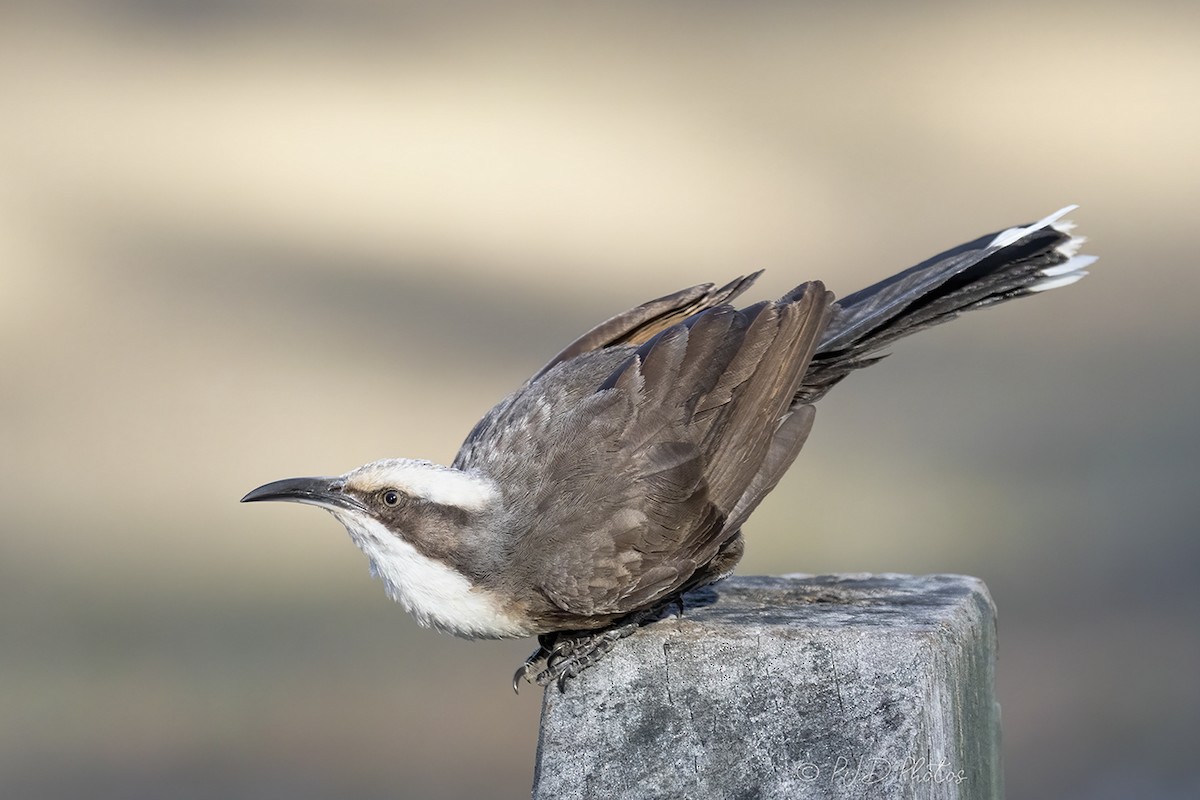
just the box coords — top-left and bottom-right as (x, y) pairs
(672, 573), (988, 623)
(669, 572), (996, 631)
(534, 573), (1001, 800)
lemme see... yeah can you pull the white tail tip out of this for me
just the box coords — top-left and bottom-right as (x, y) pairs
(989, 204), (1080, 249)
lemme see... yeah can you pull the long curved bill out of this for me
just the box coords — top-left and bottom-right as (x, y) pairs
(240, 477), (363, 511)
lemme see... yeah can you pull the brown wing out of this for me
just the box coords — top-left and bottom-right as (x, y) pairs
(530, 272), (762, 382)
(478, 281), (833, 623)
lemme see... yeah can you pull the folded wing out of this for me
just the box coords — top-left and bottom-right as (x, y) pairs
(456, 282), (833, 625)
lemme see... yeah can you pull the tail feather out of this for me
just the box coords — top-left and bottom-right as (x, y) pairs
(799, 206), (1093, 402)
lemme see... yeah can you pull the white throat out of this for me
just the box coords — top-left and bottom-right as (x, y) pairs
(330, 510), (532, 640)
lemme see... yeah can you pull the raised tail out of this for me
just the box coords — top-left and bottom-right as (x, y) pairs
(798, 205), (1095, 402)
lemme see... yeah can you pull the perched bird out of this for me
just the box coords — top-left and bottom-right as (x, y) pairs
(242, 206), (1094, 690)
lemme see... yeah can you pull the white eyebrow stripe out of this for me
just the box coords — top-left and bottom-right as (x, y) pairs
(347, 458), (499, 512)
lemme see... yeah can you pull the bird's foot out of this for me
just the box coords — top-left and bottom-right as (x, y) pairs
(531, 624), (636, 692)
(513, 598), (685, 692)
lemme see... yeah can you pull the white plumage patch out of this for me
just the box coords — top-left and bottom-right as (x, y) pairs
(330, 510), (533, 640)
(1041, 254), (1098, 277)
(345, 458), (499, 511)
(988, 204), (1097, 293)
(988, 204), (1079, 249)
(1028, 271), (1087, 293)
(1029, 253), (1098, 292)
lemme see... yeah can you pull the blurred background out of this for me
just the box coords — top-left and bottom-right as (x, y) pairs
(2, 1), (1197, 798)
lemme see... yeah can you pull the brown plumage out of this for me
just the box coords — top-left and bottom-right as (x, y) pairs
(459, 284), (833, 628)
(243, 206), (1093, 689)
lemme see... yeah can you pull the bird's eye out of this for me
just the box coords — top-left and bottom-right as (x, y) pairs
(382, 490), (401, 507)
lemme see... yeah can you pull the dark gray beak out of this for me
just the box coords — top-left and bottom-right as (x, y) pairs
(241, 476), (362, 511)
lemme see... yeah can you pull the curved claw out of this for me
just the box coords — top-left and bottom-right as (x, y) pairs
(513, 642), (551, 694)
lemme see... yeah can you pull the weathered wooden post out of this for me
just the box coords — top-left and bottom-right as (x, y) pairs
(534, 574), (1001, 799)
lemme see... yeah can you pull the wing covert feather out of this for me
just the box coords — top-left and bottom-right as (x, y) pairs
(532, 272), (762, 381)
(456, 281), (834, 623)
